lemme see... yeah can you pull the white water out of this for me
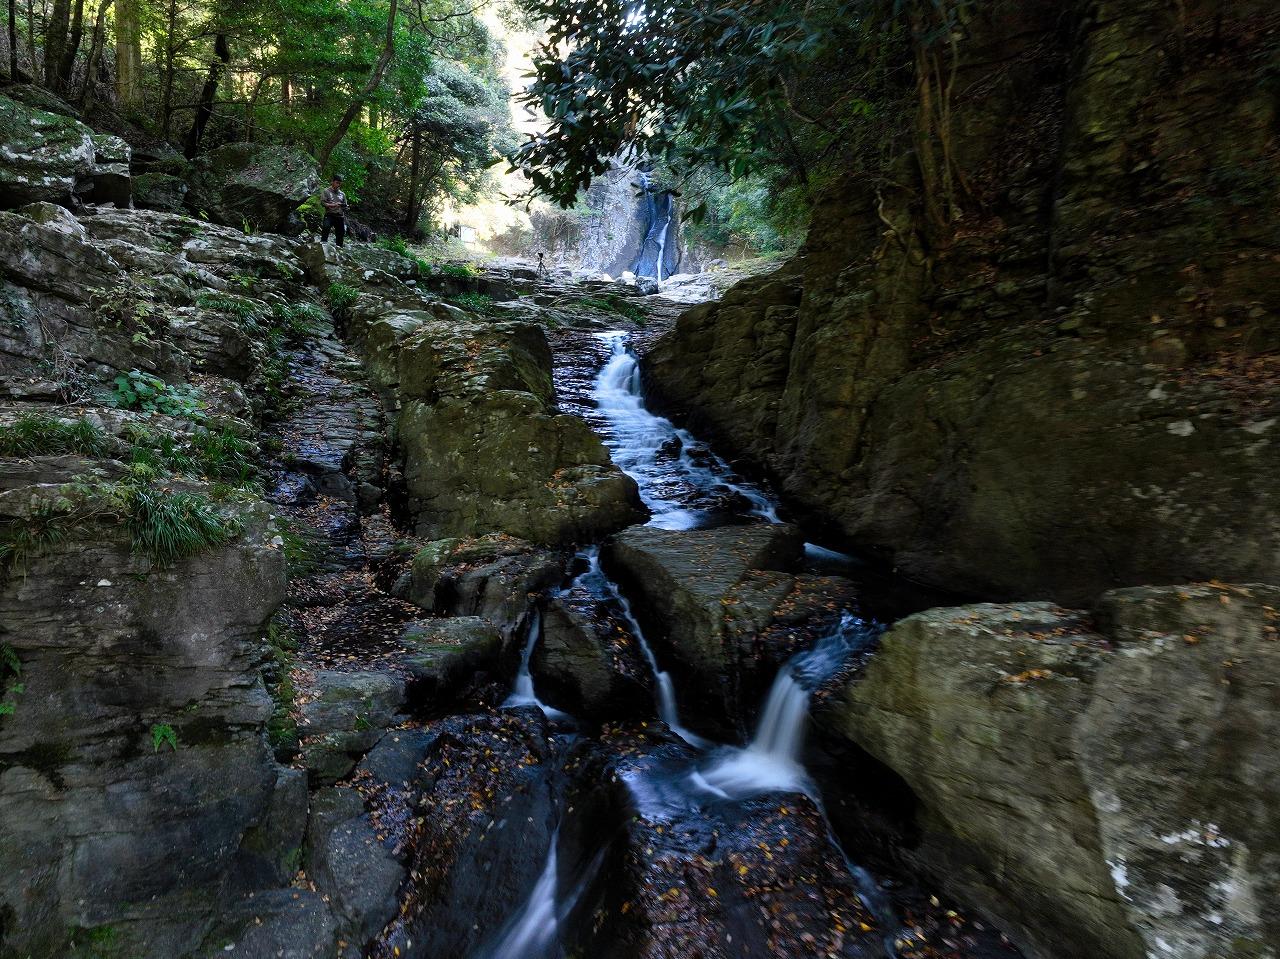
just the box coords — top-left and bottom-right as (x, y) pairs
(592, 331), (780, 529)
(652, 195), (672, 283)
(695, 613), (875, 800)
(634, 170), (674, 282)
(503, 610), (569, 721)
(572, 548), (709, 749)
(481, 838), (559, 959)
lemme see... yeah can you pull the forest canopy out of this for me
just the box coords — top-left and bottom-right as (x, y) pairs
(3, 0), (516, 233)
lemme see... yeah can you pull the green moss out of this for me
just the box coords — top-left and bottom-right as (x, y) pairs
(577, 294), (647, 326)
(67, 923), (123, 959)
(264, 616), (300, 755)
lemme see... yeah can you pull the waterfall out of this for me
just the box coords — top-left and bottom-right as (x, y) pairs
(503, 610), (569, 721)
(694, 614), (878, 799)
(591, 332), (780, 528)
(480, 837), (559, 959)
(572, 548), (709, 749)
(632, 169), (676, 282)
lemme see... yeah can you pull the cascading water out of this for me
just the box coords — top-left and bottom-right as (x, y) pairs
(693, 613), (879, 799)
(591, 331), (779, 528)
(572, 547), (708, 748)
(479, 839), (560, 959)
(480, 327), (908, 958)
(503, 609), (570, 722)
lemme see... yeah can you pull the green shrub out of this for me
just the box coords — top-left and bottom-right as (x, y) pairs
(0, 504), (79, 577)
(0, 414), (108, 457)
(125, 423), (257, 486)
(378, 235), (411, 257)
(270, 302), (327, 339)
(578, 295), (647, 326)
(436, 262), (477, 279)
(448, 292), (495, 314)
(196, 291), (265, 324)
(0, 642), (23, 717)
(326, 282), (359, 311)
(108, 370), (205, 418)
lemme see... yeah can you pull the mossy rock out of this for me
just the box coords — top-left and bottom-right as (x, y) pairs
(185, 142), (319, 234)
(0, 94), (95, 208)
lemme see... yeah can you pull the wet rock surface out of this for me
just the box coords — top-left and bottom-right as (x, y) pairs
(4, 181), (1268, 959)
(565, 725), (890, 959)
(603, 524), (859, 734)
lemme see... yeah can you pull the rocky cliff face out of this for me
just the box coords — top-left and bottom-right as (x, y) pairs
(0, 203), (329, 955)
(645, 0), (1280, 603)
(821, 583), (1280, 959)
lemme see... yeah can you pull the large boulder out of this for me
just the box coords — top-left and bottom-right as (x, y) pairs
(533, 596), (652, 719)
(186, 142), (319, 234)
(133, 172), (187, 212)
(88, 133), (132, 207)
(382, 711), (562, 959)
(601, 524), (860, 733)
(822, 583), (1280, 959)
(389, 316), (645, 544)
(0, 514), (293, 957)
(400, 534), (563, 633)
(0, 93), (95, 207)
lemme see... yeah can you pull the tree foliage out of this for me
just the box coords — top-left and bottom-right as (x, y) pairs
(4, 0), (515, 233)
(509, 0), (880, 206)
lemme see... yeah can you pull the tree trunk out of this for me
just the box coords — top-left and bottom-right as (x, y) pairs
(315, 0), (397, 168)
(281, 75), (290, 111)
(910, 5), (947, 238)
(160, 0), (177, 137)
(24, 0), (33, 75)
(402, 127), (421, 231)
(54, 0), (84, 92)
(8, 0), (17, 80)
(42, 0), (70, 89)
(245, 70), (268, 141)
(183, 31), (229, 158)
(78, 0), (112, 105)
(114, 0), (143, 109)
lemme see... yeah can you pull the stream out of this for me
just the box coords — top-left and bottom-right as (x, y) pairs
(475, 331), (910, 958)
(270, 312), (1011, 959)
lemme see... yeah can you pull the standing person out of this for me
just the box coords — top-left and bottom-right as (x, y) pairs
(321, 175), (348, 247)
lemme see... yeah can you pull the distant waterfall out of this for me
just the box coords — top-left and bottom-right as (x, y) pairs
(632, 169), (679, 281)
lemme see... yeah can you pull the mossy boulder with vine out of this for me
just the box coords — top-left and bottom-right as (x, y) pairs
(185, 143), (320, 235)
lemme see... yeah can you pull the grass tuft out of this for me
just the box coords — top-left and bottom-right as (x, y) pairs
(0, 414), (108, 457)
